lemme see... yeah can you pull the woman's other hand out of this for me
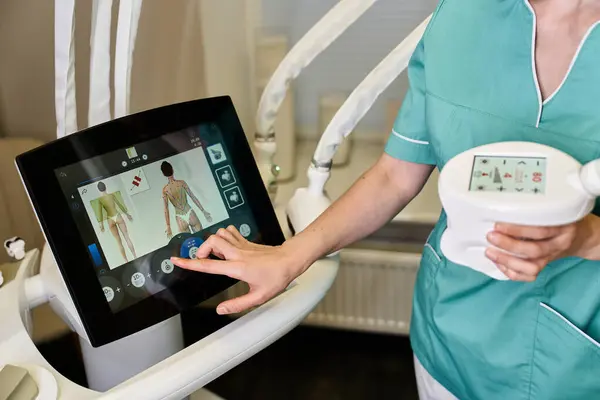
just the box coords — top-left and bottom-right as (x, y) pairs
(171, 226), (305, 315)
(485, 214), (600, 281)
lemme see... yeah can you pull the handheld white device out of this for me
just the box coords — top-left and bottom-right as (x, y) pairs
(439, 142), (600, 280)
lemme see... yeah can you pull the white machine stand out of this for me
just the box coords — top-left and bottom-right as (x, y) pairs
(438, 142), (600, 280)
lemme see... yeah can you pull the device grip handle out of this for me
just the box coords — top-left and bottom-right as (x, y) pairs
(580, 159), (600, 197)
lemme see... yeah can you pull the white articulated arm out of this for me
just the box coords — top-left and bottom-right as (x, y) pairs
(286, 16), (432, 235)
(311, 15), (431, 172)
(254, 0), (381, 193)
(114, 0), (143, 119)
(88, 0), (114, 127)
(54, 0), (78, 138)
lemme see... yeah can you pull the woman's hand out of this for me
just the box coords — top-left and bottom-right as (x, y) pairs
(171, 226), (303, 315)
(485, 214), (600, 282)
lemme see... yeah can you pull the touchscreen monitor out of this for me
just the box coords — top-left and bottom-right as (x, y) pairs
(16, 97), (284, 346)
(55, 124), (258, 313)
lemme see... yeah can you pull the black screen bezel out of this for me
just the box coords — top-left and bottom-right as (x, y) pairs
(16, 96), (284, 347)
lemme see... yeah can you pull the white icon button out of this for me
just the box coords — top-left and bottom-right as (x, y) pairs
(215, 166), (236, 188)
(161, 259), (175, 274)
(131, 272), (146, 288)
(239, 224), (251, 238)
(207, 144), (227, 165)
(189, 247), (199, 259)
(142, 154), (148, 160)
(121, 161), (128, 167)
(103, 286), (115, 302)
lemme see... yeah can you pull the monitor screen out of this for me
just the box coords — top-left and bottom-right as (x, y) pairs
(469, 155), (547, 194)
(17, 97), (284, 346)
(54, 123), (259, 313)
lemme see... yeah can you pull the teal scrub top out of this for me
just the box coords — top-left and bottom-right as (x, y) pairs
(385, 1), (600, 399)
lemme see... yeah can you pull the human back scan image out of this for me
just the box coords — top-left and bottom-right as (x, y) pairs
(78, 145), (229, 270)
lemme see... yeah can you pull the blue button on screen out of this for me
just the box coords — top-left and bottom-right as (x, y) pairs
(180, 237), (205, 259)
(88, 244), (103, 267)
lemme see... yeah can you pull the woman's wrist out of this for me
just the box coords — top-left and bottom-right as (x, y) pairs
(281, 234), (326, 276)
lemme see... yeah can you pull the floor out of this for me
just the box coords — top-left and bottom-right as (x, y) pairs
(37, 308), (419, 400)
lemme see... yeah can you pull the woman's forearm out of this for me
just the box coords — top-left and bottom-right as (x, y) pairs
(284, 154), (435, 274)
(577, 214), (600, 261)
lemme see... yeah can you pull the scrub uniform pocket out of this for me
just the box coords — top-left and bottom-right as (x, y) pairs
(529, 303), (600, 400)
(420, 221), (446, 290)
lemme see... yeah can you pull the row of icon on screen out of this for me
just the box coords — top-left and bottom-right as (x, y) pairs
(100, 223), (252, 303)
(102, 258), (175, 303)
(207, 144), (245, 210)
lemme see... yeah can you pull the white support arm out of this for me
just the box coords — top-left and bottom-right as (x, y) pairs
(254, 0), (381, 192)
(0, 251), (338, 400)
(286, 16), (432, 235)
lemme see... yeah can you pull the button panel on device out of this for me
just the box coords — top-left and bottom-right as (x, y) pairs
(469, 156), (546, 194)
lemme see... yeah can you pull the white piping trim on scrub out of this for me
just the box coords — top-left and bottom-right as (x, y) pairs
(522, 0), (543, 128)
(392, 129), (430, 145)
(424, 243), (442, 263)
(542, 21), (600, 106)
(540, 303), (600, 349)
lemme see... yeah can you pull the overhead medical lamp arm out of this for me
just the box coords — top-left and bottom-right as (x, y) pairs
(286, 16), (432, 236)
(254, 0), (381, 191)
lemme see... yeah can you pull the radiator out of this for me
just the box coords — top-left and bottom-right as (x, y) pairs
(303, 248), (420, 335)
